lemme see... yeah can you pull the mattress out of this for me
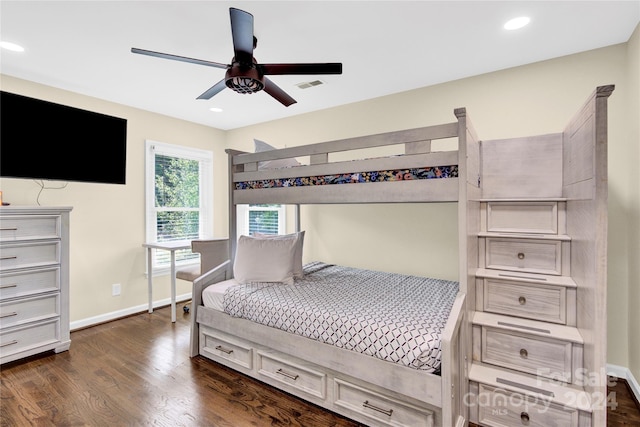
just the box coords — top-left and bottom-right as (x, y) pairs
(202, 262), (458, 372)
(202, 278), (239, 311)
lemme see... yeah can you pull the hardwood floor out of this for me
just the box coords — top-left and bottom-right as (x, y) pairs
(0, 304), (362, 427)
(1, 305), (638, 426)
(607, 378), (640, 427)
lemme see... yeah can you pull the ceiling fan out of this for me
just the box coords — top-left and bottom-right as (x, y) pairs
(131, 7), (342, 107)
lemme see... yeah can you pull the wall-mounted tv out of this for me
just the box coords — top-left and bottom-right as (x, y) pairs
(0, 91), (127, 185)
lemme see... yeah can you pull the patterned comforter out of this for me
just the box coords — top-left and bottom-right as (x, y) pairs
(223, 262), (459, 372)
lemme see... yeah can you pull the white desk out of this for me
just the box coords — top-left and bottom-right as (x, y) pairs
(143, 240), (192, 322)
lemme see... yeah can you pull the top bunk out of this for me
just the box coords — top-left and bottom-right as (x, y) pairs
(227, 108), (474, 205)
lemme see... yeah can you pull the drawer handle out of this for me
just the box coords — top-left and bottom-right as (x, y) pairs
(362, 400), (393, 417)
(520, 348), (528, 358)
(0, 312), (17, 319)
(276, 368), (299, 381)
(0, 227), (18, 231)
(214, 345), (233, 355)
(0, 255), (17, 261)
(0, 339), (18, 348)
(517, 252), (525, 260)
(0, 284), (18, 289)
(518, 296), (527, 305)
(520, 411), (530, 423)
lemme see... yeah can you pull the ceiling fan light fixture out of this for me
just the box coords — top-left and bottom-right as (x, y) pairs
(226, 76), (264, 94)
(225, 65), (265, 94)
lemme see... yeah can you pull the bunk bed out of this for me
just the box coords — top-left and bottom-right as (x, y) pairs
(189, 108), (477, 427)
(188, 86), (611, 427)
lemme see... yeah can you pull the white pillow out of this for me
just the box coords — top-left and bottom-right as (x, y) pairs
(254, 139), (300, 170)
(253, 231), (305, 278)
(233, 235), (298, 285)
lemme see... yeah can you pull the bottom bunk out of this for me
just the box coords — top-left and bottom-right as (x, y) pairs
(190, 258), (467, 427)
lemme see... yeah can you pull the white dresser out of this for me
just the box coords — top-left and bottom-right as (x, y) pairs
(0, 206), (72, 364)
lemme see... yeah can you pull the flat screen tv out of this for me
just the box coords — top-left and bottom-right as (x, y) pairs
(0, 91), (127, 184)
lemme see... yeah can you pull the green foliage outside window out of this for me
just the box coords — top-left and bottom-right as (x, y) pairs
(155, 155), (199, 208)
(154, 155), (201, 262)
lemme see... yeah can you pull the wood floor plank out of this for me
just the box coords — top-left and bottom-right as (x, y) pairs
(606, 378), (640, 426)
(1, 305), (638, 426)
(0, 305), (362, 426)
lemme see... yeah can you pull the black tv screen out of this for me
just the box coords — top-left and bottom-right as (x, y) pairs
(0, 91), (127, 184)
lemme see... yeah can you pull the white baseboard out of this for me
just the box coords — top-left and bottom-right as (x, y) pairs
(607, 363), (640, 403)
(70, 292), (192, 331)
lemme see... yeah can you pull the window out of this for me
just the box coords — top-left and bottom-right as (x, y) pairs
(237, 204), (286, 237)
(145, 140), (213, 273)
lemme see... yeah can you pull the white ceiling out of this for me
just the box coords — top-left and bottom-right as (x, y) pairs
(1, 1), (638, 130)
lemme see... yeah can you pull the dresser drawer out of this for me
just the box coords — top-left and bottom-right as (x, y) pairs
(0, 241), (60, 271)
(257, 351), (326, 399)
(483, 279), (566, 324)
(485, 202), (558, 235)
(199, 327), (253, 370)
(477, 384), (577, 427)
(481, 327), (574, 382)
(0, 215), (61, 242)
(0, 294), (60, 329)
(334, 378), (434, 427)
(485, 238), (561, 275)
(0, 267), (60, 301)
(0, 318), (60, 359)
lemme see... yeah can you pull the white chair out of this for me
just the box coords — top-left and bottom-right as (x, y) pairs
(176, 238), (229, 313)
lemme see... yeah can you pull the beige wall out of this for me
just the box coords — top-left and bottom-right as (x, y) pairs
(627, 24), (640, 383)
(0, 25), (637, 372)
(0, 75), (228, 323)
(226, 33), (638, 371)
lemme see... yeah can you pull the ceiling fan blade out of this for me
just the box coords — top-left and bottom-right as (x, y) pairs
(261, 63), (343, 75)
(229, 8), (254, 61)
(263, 78), (297, 107)
(131, 48), (228, 69)
(196, 79), (228, 100)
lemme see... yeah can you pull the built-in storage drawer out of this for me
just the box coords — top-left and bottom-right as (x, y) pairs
(0, 319), (60, 359)
(334, 378), (434, 427)
(485, 237), (562, 275)
(199, 327), (253, 370)
(257, 350), (326, 399)
(0, 294), (60, 329)
(0, 241), (60, 271)
(483, 278), (566, 324)
(481, 327), (576, 383)
(0, 267), (61, 301)
(477, 383), (578, 427)
(485, 202), (558, 234)
(0, 215), (61, 242)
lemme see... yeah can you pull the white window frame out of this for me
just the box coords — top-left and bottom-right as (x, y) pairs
(145, 139), (213, 275)
(236, 204), (286, 237)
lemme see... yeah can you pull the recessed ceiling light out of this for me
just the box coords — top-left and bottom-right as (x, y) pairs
(504, 16), (530, 30)
(0, 41), (25, 52)
(209, 107), (223, 113)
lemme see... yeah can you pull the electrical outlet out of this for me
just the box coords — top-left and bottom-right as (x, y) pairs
(112, 283), (121, 296)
